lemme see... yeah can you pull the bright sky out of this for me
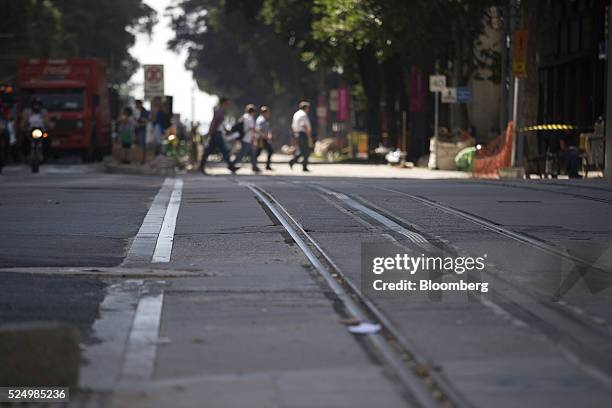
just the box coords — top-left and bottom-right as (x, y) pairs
(129, 0), (217, 126)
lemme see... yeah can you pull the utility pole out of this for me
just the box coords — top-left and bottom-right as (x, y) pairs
(511, 76), (520, 167)
(448, 60), (455, 132)
(428, 64), (445, 169)
(318, 69), (327, 141)
(606, 4), (612, 179)
(434, 61), (440, 139)
(499, 4), (508, 130)
(191, 85), (195, 124)
(401, 110), (407, 159)
(510, 0), (523, 168)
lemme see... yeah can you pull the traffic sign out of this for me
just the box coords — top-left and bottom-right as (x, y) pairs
(456, 87), (471, 103)
(441, 87), (457, 103)
(512, 30), (528, 78)
(429, 75), (446, 92)
(144, 65), (164, 99)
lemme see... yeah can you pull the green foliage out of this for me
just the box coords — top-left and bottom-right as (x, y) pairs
(56, 0), (157, 85)
(312, 0), (384, 51)
(0, 0), (64, 80)
(170, 0), (503, 147)
(169, 0), (317, 125)
(305, 0), (502, 79)
(0, 0), (157, 85)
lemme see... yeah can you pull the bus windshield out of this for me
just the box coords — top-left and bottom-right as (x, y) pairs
(23, 88), (85, 112)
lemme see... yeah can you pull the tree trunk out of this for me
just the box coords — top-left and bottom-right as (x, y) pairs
(383, 57), (399, 147)
(398, 64), (410, 154)
(356, 45), (382, 151)
(522, 0), (540, 162)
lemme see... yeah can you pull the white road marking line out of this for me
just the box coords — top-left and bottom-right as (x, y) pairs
(123, 178), (175, 264)
(123, 178), (183, 264)
(152, 178), (183, 263)
(81, 280), (166, 389)
(80, 280), (142, 390)
(120, 290), (165, 384)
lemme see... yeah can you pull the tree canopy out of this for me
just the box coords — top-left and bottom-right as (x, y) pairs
(170, 0), (502, 150)
(0, 0), (157, 85)
(168, 0), (318, 128)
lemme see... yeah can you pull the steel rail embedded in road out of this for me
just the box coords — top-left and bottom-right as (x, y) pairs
(377, 186), (612, 274)
(371, 184), (612, 326)
(310, 182), (612, 386)
(244, 181), (469, 408)
(308, 183), (429, 245)
(461, 179), (612, 205)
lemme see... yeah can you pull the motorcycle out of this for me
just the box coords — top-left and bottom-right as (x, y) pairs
(0, 134), (5, 174)
(0, 120), (8, 174)
(29, 127), (48, 173)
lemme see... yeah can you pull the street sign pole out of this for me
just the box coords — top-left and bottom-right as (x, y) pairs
(429, 73), (445, 170)
(191, 85), (195, 124)
(511, 77), (519, 167)
(401, 110), (407, 164)
(606, 3), (612, 178)
(434, 91), (439, 169)
(434, 90), (439, 139)
(511, 29), (528, 169)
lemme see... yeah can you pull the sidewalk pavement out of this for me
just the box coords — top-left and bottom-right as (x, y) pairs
(199, 154), (471, 179)
(103, 156), (176, 177)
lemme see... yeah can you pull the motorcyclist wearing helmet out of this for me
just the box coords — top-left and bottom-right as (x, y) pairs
(21, 97), (48, 130)
(20, 97), (49, 156)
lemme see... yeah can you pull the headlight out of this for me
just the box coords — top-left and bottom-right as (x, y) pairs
(31, 129), (43, 139)
(168, 134), (176, 142)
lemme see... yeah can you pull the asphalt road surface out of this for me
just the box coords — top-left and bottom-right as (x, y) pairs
(1, 164), (612, 407)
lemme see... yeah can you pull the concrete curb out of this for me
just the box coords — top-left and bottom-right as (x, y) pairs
(499, 166), (526, 179)
(0, 322), (80, 387)
(0, 266), (213, 278)
(104, 160), (176, 177)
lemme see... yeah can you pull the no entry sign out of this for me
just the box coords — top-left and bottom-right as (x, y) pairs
(144, 64), (164, 99)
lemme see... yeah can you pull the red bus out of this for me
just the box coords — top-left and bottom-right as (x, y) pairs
(17, 58), (112, 161)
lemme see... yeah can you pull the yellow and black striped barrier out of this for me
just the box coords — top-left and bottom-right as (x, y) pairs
(519, 124), (576, 132)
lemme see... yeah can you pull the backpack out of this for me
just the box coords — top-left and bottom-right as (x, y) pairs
(229, 120), (244, 140)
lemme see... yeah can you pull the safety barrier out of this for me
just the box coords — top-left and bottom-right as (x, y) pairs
(472, 122), (515, 178)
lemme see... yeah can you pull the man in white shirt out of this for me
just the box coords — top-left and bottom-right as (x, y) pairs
(256, 106), (273, 170)
(289, 101), (312, 172)
(231, 104), (261, 173)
